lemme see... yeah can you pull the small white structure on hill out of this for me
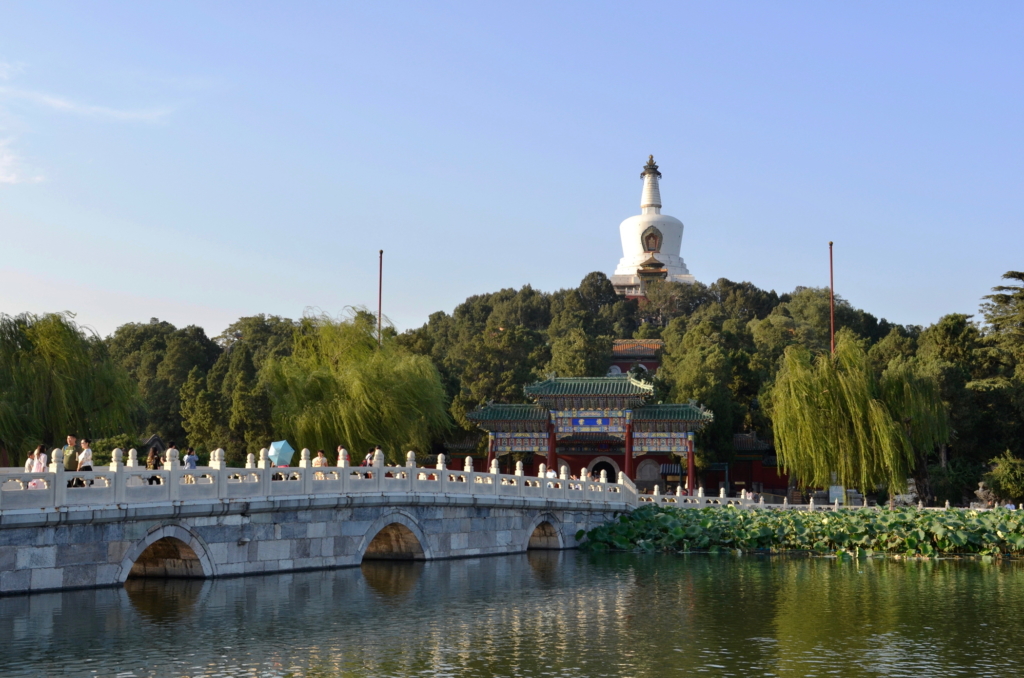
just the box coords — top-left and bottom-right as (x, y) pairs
(610, 156), (696, 296)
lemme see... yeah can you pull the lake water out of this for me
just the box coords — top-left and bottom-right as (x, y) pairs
(1, 551), (1022, 677)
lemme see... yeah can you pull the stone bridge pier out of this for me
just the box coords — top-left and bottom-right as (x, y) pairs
(0, 495), (621, 594)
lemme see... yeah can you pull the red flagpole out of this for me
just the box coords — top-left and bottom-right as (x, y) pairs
(378, 249), (383, 349)
(829, 241), (835, 354)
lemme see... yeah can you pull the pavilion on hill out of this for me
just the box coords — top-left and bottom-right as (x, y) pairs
(467, 375), (713, 491)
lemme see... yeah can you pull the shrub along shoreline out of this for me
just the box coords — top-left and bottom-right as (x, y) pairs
(579, 505), (1024, 558)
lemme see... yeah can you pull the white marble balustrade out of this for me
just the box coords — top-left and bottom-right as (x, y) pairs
(0, 448), (639, 512)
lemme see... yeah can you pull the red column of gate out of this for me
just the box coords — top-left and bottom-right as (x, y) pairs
(624, 422), (634, 480)
(547, 421), (557, 471)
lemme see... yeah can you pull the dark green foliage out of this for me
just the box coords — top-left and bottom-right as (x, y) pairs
(106, 318), (220, 441)
(0, 312), (139, 466)
(985, 451), (1024, 502)
(582, 504), (1024, 558)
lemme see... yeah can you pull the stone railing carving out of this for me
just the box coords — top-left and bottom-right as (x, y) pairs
(0, 448), (638, 511)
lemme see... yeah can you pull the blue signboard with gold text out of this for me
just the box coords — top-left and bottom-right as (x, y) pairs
(553, 409), (630, 439)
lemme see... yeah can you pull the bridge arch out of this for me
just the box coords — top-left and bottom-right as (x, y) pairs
(359, 510), (433, 561)
(525, 512), (564, 550)
(117, 523), (216, 583)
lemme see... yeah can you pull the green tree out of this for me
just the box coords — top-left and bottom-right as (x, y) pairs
(547, 328), (612, 377)
(106, 318), (220, 441)
(263, 313), (451, 464)
(769, 330), (948, 494)
(0, 313), (139, 465)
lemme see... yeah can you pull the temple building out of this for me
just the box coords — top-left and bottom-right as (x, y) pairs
(607, 339), (663, 375)
(610, 156), (696, 297)
(467, 375), (713, 490)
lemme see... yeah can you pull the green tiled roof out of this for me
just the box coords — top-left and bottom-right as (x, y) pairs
(466, 403), (547, 421)
(524, 376), (653, 397)
(633, 403), (714, 422)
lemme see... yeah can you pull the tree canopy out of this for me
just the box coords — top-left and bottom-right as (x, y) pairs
(0, 312), (139, 465)
(263, 313), (451, 464)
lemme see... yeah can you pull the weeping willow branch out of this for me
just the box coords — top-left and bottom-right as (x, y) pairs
(769, 329), (948, 493)
(263, 312), (451, 464)
(0, 312), (140, 465)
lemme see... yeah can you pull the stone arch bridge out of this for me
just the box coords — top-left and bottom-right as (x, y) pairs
(0, 452), (637, 595)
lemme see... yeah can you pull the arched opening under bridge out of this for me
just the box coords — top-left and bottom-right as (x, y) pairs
(528, 521), (561, 550)
(363, 523), (426, 561)
(127, 537), (207, 579)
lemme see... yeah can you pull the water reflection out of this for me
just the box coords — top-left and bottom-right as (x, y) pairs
(124, 578), (209, 622)
(0, 553), (1023, 677)
(361, 560), (422, 598)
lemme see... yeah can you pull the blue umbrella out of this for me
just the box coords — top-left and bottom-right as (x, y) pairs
(267, 440), (295, 467)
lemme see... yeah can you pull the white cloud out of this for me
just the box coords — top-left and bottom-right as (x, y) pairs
(0, 138), (42, 184)
(0, 61), (25, 80)
(0, 86), (171, 122)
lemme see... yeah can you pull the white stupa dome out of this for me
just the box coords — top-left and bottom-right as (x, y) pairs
(610, 156), (696, 296)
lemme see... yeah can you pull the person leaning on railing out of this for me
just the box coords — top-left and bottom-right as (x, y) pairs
(62, 434), (78, 488)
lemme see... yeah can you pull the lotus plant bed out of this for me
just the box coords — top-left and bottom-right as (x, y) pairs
(579, 504), (1024, 558)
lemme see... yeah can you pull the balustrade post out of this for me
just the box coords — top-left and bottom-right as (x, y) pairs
(537, 463), (547, 478)
(164, 449), (180, 501)
(435, 454), (446, 470)
(600, 470), (608, 484)
(809, 497), (816, 510)
(246, 453), (256, 469)
(489, 458), (499, 475)
(464, 456), (473, 473)
(652, 483), (659, 496)
(338, 449), (350, 468)
(783, 496), (789, 507)
(406, 451), (416, 468)
(209, 448), (226, 470)
(918, 500), (924, 510)
(111, 449), (125, 504)
(126, 448), (139, 467)
(945, 499), (951, 510)
(719, 487), (726, 499)
(514, 461), (524, 477)
(560, 465), (568, 480)
(676, 484), (682, 497)
(49, 448), (66, 507)
(373, 450), (385, 468)
(299, 449), (312, 493)
(835, 499), (841, 511)
(697, 486), (704, 498)
(759, 495), (765, 506)
(257, 448), (271, 470)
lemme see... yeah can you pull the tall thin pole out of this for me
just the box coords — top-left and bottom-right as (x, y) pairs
(829, 241), (835, 354)
(378, 249), (383, 349)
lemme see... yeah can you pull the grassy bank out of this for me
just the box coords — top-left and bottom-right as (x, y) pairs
(579, 504), (1024, 558)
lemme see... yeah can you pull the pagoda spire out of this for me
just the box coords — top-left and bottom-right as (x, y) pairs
(640, 155), (662, 214)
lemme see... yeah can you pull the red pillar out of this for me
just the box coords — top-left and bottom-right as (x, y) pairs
(624, 422), (634, 480)
(486, 434), (495, 468)
(547, 422), (557, 471)
(686, 433), (696, 495)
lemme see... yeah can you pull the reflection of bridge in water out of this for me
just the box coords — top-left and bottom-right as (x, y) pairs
(0, 450), (634, 595)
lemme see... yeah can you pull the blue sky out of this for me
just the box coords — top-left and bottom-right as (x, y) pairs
(1, 2), (1021, 337)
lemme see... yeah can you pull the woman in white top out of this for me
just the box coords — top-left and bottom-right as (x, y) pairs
(24, 450), (35, 472)
(77, 439), (93, 471)
(29, 445), (47, 489)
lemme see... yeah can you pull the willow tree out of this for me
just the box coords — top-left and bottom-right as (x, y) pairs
(263, 313), (451, 464)
(0, 312), (139, 466)
(769, 329), (948, 494)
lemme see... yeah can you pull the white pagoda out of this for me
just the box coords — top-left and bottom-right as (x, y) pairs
(610, 156), (695, 296)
